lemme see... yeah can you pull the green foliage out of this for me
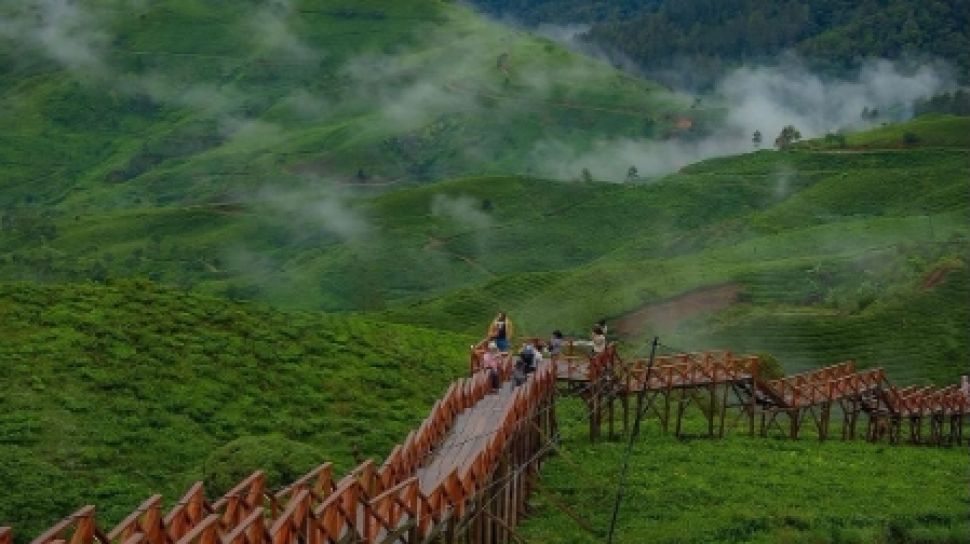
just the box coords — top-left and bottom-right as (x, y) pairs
(0, 0), (692, 211)
(518, 399), (970, 543)
(915, 90), (970, 116)
(0, 280), (472, 539)
(775, 125), (803, 149)
(798, 115), (970, 150)
(903, 131), (922, 146)
(756, 352), (785, 380)
(201, 435), (324, 494)
(475, 0), (970, 86)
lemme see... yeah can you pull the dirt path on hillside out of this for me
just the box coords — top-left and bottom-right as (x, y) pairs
(921, 264), (956, 290)
(613, 283), (742, 337)
(424, 235), (495, 278)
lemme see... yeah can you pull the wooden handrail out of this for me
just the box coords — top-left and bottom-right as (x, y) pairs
(105, 495), (164, 544)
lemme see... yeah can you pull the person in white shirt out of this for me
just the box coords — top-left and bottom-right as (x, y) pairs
(591, 326), (606, 355)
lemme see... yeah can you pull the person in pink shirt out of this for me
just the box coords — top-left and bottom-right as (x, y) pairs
(483, 341), (503, 389)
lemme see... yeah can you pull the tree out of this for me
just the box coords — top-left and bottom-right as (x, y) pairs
(824, 132), (846, 148)
(752, 130), (762, 147)
(902, 132), (921, 146)
(580, 168), (593, 182)
(625, 165), (639, 182)
(774, 125), (801, 150)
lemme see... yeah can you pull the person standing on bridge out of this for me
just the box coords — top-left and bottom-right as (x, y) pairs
(483, 341), (503, 389)
(514, 344), (541, 386)
(591, 325), (607, 355)
(596, 318), (608, 338)
(549, 330), (565, 357)
(488, 311), (513, 352)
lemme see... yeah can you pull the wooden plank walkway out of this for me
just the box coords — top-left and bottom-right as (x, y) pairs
(416, 382), (517, 495)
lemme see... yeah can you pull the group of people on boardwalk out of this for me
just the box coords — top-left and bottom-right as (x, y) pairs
(482, 312), (609, 389)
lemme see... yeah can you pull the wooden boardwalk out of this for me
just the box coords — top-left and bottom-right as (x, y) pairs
(9, 340), (969, 544)
(15, 352), (556, 544)
(552, 345), (969, 445)
(416, 382), (518, 496)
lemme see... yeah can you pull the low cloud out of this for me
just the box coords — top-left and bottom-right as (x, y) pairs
(248, 0), (319, 64)
(280, 90), (330, 119)
(528, 58), (954, 181)
(430, 194), (493, 230)
(0, 0), (109, 76)
(721, 58), (951, 141)
(255, 182), (371, 244)
(533, 22), (642, 75)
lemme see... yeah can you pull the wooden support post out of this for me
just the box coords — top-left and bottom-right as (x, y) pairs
(707, 384), (716, 437)
(663, 389), (671, 434)
(789, 409), (800, 440)
(718, 383), (729, 438)
(622, 392), (629, 437)
(848, 401), (858, 440)
(747, 378), (756, 437)
(608, 393), (615, 440)
(819, 402), (830, 441)
(589, 393), (597, 443)
(675, 389), (685, 438)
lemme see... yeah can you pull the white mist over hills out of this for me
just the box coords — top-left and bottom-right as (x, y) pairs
(527, 58), (954, 181)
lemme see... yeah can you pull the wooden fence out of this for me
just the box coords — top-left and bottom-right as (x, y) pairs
(556, 344), (969, 445)
(11, 349), (555, 544)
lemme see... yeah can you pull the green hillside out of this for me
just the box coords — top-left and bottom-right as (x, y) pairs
(0, 0), (700, 310)
(3, 115), (967, 385)
(0, 0), (691, 210)
(377, 116), (970, 384)
(473, 0), (970, 86)
(0, 280), (472, 538)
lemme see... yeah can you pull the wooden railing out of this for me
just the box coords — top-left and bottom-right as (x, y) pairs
(14, 348), (553, 544)
(885, 384), (970, 417)
(595, 349), (760, 392)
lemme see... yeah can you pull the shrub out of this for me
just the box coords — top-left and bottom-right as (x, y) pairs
(200, 434), (325, 493)
(756, 352), (785, 380)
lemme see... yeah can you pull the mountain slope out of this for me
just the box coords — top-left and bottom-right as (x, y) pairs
(378, 116), (970, 383)
(472, 0), (970, 86)
(0, 0), (692, 211)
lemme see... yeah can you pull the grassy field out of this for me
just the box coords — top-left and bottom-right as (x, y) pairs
(519, 398), (970, 544)
(0, 280), (473, 539)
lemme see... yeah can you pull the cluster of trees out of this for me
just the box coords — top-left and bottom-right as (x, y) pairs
(914, 89), (970, 116)
(472, 0), (969, 88)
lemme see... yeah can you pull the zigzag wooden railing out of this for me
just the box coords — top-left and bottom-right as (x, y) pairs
(557, 345), (969, 446)
(7, 341), (969, 543)
(11, 348), (555, 544)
